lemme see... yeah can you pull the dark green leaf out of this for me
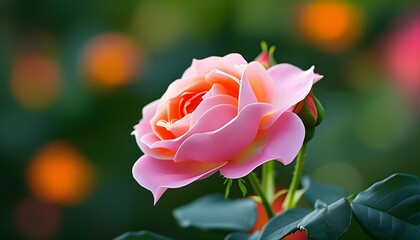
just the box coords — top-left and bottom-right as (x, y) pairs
(261, 198), (352, 240)
(173, 194), (257, 231)
(224, 231), (260, 240)
(302, 176), (347, 204)
(113, 230), (173, 240)
(260, 208), (311, 240)
(300, 198), (352, 240)
(351, 173), (420, 240)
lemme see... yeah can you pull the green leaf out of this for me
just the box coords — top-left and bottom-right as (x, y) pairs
(260, 208), (311, 240)
(224, 231), (261, 240)
(302, 176), (347, 205)
(261, 198), (352, 240)
(113, 230), (172, 240)
(300, 198), (352, 240)
(173, 194), (257, 231)
(224, 179), (233, 198)
(351, 173), (420, 239)
(238, 178), (247, 197)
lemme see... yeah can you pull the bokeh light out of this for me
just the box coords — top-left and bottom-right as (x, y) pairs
(26, 141), (94, 205)
(383, 14), (420, 108)
(1, 1), (420, 239)
(297, 0), (363, 52)
(132, 1), (186, 51)
(10, 53), (61, 110)
(13, 198), (62, 240)
(313, 162), (363, 194)
(81, 33), (142, 89)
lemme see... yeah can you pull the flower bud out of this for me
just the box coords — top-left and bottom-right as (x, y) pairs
(255, 41), (277, 69)
(294, 91), (324, 142)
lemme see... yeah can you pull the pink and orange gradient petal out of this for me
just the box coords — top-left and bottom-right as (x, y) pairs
(174, 103), (272, 163)
(133, 155), (226, 204)
(220, 112), (304, 179)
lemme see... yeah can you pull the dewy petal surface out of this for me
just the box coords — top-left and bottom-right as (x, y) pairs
(219, 112), (305, 179)
(133, 155), (226, 204)
(174, 102), (273, 163)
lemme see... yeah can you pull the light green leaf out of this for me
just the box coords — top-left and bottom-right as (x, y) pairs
(173, 194), (257, 231)
(224, 179), (233, 198)
(113, 230), (172, 240)
(351, 173), (420, 240)
(238, 179), (247, 197)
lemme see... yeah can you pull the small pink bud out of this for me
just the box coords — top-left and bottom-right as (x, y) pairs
(294, 91), (324, 142)
(255, 41), (277, 69)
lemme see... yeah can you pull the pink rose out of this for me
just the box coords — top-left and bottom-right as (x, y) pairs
(132, 53), (321, 203)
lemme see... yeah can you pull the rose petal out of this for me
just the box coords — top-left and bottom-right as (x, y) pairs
(269, 64), (316, 111)
(174, 102), (273, 163)
(133, 155), (226, 204)
(191, 94), (238, 126)
(244, 62), (275, 104)
(260, 64), (317, 129)
(238, 68), (259, 111)
(150, 104), (237, 154)
(202, 83), (229, 99)
(205, 69), (240, 98)
(220, 112), (305, 179)
(182, 53), (247, 79)
(133, 100), (160, 148)
(166, 114), (191, 137)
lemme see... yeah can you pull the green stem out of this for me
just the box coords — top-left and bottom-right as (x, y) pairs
(247, 172), (275, 218)
(283, 142), (308, 209)
(261, 161), (275, 203)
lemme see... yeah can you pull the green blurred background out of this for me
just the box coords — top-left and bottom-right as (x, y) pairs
(1, 0), (420, 239)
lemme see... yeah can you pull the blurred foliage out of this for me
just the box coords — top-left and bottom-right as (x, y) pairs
(1, 0), (420, 239)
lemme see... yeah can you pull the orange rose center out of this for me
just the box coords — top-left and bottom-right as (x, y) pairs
(179, 91), (207, 117)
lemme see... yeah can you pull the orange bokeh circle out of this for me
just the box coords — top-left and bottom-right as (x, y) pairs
(10, 53), (61, 110)
(298, 1), (362, 52)
(82, 33), (142, 89)
(27, 141), (94, 205)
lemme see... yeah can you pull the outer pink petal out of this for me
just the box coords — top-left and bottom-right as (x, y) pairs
(260, 64), (317, 129)
(268, 64), (316, 112)
(182, 53), (247, 78)
(133, 100), (160, 149)
(220, 112), (305, 179)
(182, 56), (222, 78)
(133, 155), (226, 204)
(174, 102), (273, 162)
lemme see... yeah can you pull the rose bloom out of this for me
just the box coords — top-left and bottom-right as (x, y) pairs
(132, 54), (321, 203)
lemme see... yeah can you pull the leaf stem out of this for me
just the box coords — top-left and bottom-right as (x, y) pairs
(284, 142), (308, 209)
(262, 161), (275, 203)
(247, 172), (275, 218)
